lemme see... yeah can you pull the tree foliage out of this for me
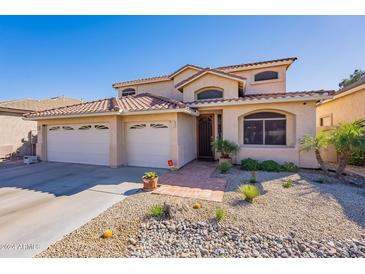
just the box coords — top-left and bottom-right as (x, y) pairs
(339, 69), (365, 88)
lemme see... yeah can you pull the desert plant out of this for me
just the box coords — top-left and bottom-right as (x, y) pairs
(348, 150), (365, 166)
(282, 178), (293, 188)
(249, 171), (257, 183)
(150, 204), (164, 217)
(143, 171), (158, 180)
(259, 160), (281, 172)
(217, 162), (231, 173)
(215, 207), (225, 222)
(240, 158), (260, 171)
(211, 138), (239, 159)
(299, 132), (331, 176)
(327, 119), (365, 178)
(239, 184), (260, 203)
(281, 162), (298, 172)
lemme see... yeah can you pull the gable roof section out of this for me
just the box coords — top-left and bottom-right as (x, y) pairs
(174, 69), (246, 90)
(168, 64), (205, 78)
(111, 57), (297, 89)
(24, 93), (192, 119)
(0, 96), (81, 112)
(187, 90), (334, 107)
(215, 57), (297, 72)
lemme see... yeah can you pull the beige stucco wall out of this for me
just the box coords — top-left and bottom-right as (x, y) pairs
(182, 74), (239, 102)
(176, 113), (197, 167)
(117, 80), (183, 101)
(0, 112), (37, 158)
(316, 86), (365, 163)
(173, 68), (200, 85)
(231, 65), (287, 94)
(217, 100), (317, 168)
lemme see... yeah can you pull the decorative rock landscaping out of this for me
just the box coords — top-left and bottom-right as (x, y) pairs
(128, 219), (365, 258)
(37, 167), (365, 258)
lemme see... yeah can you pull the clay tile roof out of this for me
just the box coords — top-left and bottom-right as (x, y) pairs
(168, 64), (205, 78)
(215, 57), (298, 71)
(0, 96), (81, 112)
(24, 93), (189, 119)
(175, 69), (246, 89)
(336, 76), (365, 94)
(112, 75), (171, 88)
(187, 90), (335, 105)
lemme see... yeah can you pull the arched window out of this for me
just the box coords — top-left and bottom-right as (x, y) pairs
(196, 88), (223, 100)
(244, 112), (286, 145)
(121, 88), (136, 96)
(254, 71), (279, 82)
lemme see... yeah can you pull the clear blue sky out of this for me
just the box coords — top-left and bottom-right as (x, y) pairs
(0, 16), (364, 101)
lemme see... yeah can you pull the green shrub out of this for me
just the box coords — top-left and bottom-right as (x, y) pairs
(218, 162), (231, 174)
(239, 184), (260, 203)
(150, 204), (164, 217)
(281, 162), (298, 172)
(259, 160), (281, 172)
(249, 171), (257, 183)
(240, 158), (260, 171)
(144, 171), (158, 180)
(282, 178), (293, 188)
(211, 138), (239, 158)
(215, 207), (225, 222)
(348, 150), (365, 166)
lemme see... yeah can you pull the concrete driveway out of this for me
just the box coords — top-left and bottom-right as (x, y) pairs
(0, 162), (167, 258)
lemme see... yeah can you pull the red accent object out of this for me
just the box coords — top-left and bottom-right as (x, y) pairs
(167, 160), (174, 167)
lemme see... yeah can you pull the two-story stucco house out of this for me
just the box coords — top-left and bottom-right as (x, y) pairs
(24, 57), (333, 169)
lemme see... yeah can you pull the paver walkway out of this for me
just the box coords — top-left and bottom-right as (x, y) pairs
(153, 161), (226, 202)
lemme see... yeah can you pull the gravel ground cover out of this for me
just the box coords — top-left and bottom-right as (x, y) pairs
(37, 167), (365, 258)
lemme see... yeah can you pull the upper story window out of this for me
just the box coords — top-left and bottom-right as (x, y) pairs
(244, 112), (286, 145)
(196, 88), (223, 100)
(254, 71), (279, 82)
(121, 88), (136, 96)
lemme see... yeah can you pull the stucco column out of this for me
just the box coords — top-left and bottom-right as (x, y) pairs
(109, 116), (123, 168)
(36, 123), (47, 161)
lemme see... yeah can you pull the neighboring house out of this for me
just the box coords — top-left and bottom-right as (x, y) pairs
(316, 76), (365, 163)
(0, 97), (81, 160)
(24, 57), (333, 169)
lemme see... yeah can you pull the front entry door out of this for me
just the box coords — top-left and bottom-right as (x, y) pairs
(198, 115), (214, 159)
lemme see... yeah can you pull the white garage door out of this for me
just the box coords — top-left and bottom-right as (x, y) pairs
(47, 124), (110, 166)
(127, 122), (171, 168)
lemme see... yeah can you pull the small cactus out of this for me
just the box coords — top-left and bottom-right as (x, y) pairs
(193, 202), (202, 209)
(102, 229), (113, 238)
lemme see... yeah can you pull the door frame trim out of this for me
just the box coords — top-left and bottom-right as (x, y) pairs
(197, 114), (215, 159)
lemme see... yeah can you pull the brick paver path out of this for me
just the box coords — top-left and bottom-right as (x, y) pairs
(153, 161), (226, 202)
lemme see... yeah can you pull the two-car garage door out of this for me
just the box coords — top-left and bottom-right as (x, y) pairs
(46, 121), (171, 168)
(47, 124), (110, 166)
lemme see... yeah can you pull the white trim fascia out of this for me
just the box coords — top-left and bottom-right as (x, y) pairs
(188, 94), (333, 108)
(120, 108), (199, 117)
(24, 108), (200, 121)
(176, 70), (246, 89)
(319, 83), (365, 105)
(218, 60), (294, 73)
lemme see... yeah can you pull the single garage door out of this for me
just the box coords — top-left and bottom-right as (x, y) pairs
(47, 124), (110, 165)
(127, 122), (171, 168)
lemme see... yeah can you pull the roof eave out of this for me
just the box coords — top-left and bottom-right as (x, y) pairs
(168, 65), (203, 78)
(112, 78), (171, 89)
(23, 111), (118, 121)
(218, 59), (296, 73)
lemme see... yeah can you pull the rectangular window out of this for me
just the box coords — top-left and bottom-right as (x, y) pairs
(217, 114), (222, 138)
(244, 116), (286, 145)
(244, 120), (263, 144)
(320, 115), (332, 127)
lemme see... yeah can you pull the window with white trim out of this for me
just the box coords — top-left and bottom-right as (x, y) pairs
(244, 112), (286, 145)
(62, 126), (74, 130)
(254, 71), (279, 82)
(196, 88), (223, 100)
(150, 123), (168, 129)
(95, 125), (109, 130)
(49, 126), (60, 131)
(121, 88), (136, 96)
(130, 124), (146, 129)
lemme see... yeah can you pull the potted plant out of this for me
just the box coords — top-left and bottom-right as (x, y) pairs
(211, 138), (239, 164)
(142, 171), (158, 191)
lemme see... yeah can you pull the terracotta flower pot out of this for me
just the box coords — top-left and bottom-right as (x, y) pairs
(219, 157), (232, 165)
(142, 176), (159, 191)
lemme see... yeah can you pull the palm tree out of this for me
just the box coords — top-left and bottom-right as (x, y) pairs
(299, 132), (331, 176)
(328, 119), (365, 178)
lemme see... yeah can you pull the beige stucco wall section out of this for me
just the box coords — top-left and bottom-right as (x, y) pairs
(231, 65), (286, 94)
(0, 112), (37, 158)
(173, 68), (200, 85)
(117, 80), (183, 101)
(316, 87), (365, 162)
(182, 74), (239, 102)
(176, 113), (197, 167)
(217, 100), (317, 168)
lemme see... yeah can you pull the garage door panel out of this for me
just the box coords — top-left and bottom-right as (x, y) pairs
(47, 124), (110, 166)
(127, 122), (170, 168)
